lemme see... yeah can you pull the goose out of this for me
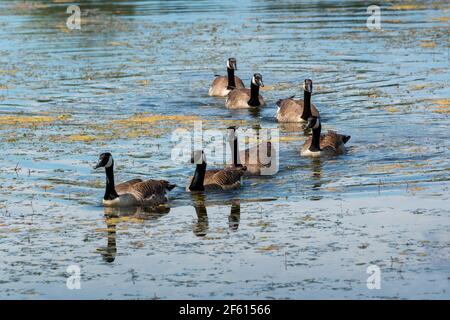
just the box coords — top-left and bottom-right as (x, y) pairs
(94, 152), (175, 207)
(226, 73), (266, 109)
(300, 117), (351, 157)
(276, 79), (320, 123)
(208, 58), (245, 97)
(227, 126), (277, 176)
(187, 150), (247, 191)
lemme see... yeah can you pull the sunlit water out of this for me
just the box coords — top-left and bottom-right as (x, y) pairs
(0, 0), (449, 299)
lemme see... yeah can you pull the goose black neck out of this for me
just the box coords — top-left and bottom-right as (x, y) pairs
(227, 67), (236, 90)
(309, 124), (321, 152)
(189, 163), (207, 191)
(301, 91), (312, 120)
(248, 82), (261, 107)
(230, 137), (241, 167)
(104, 166), (119, 200)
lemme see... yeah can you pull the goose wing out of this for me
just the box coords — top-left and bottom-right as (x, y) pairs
(320, 131), (345, 153)
(210, 75), (228, 88)
(234, 76), (245, 89)
(209, 167), (246, 190)
(130, 179), (175, 201)
(116, 178), (143, 194)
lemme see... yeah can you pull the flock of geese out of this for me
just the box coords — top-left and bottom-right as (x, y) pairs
(94, 58), (351, 208)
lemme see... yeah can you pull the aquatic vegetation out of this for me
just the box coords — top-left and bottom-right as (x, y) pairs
(430, 98), (450, 114)
(0, 115), (56, 126)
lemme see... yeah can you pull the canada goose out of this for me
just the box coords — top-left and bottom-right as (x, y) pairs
(227, 126), (277, 176)
(187, 150), (247, 191)
(94, 153), (175, 207)
(300, 117), (351, 157)
(226, 73), (266, 109)
(276, 79), (320, 123)
(208, 58), (245, 97)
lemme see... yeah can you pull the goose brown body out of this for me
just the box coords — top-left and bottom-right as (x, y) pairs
(301, 131), (349, 157)
(276, 98), (319, 123)
(300, 117), (350, 157)
(209, 76), (245, 97)
(226, 88), (266, 109)
(187, 166), (246, 191)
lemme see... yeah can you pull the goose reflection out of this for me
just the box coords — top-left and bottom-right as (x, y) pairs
(310, 158), (323, 201)
(191, 194), (241, 237)
(98, 205), (170, 263)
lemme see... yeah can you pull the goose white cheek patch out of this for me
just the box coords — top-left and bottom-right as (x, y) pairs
(105, 157), (113, 168)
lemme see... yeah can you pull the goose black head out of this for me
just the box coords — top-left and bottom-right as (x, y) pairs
(94, 152), (113, 169)
(306, 117), (320, 130)
(191, 150), (206, 164)
(251, 73), (264, 87)
(303, 79), (313, 93)
(227, 57), (237, 70)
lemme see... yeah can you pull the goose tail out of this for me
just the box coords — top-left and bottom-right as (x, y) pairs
(342, 135), (351, 144)
(164, 182), (176, 191)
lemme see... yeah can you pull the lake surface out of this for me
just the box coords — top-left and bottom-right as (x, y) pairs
(0, 0), (449, 299)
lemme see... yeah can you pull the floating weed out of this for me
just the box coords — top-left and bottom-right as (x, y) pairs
(409, 84), (429, 91)
(420, 40), (437, 48)
(390, 4), (426, 10)
(114, 114), (200, 126)
(0, 116), (56, 126)
(137, 79), (151, 86)
(257, 244), (280, 252)
(430, 98), (450, 114)
(367, 163), (406, 173)
(386, 107), (400, 113)
(432, 16), (450, 22)
(66, 134), (97, 142)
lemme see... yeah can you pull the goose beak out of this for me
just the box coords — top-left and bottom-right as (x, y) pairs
(306, 119), (314, 129)
(233, 62), (237, 70)
(256, 79), (264, 87)
(94, 161), (102, 169)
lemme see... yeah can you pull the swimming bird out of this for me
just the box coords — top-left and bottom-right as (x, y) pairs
(276, 79), (320, 123)
(225, 73), (266, 109)
(94, 152), (175, 207)
(208, 58), (245, 97)
(187, 150), (247, 191)
(227, 126), (277, 176)
(300, 117), (351, 157)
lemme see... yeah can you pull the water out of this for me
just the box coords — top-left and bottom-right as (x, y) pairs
(0, 0), (449, 299)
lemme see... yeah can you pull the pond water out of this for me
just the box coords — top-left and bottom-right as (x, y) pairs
(0, 0), (448, 299)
